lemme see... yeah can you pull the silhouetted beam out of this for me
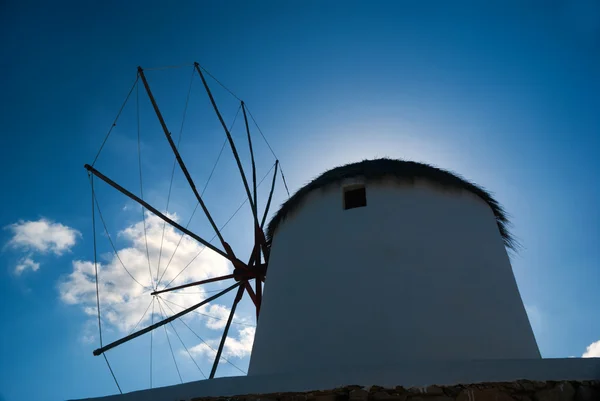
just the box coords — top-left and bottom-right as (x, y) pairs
(151, 274), (235, 296)
(257, 160), (279, 262)
(194, 63), (261, 233)
(241, 102), (257, 218)
(93, 281), (242, 356)
(260, 160), (279, 230)
(244, 281), (257, 307)
(84, 164), (235, 264)
(256, 277), (262, 319)
(209, 284), (245, 379)
(137, 67), (232, 257)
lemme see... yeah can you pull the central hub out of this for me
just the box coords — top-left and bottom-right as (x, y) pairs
(233, 263), (267, 281)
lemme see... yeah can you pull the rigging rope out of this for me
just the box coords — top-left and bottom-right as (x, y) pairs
(198, 63), (289, 198)
(161, 298), (247, 374)
(157, 66), (196, 286)
(128, 297), (155, 335)
(157, 298), (207, 379)
(93, 192), (152, 291)
(199, 64), (242, 102)
(160, 297), (255, 327)
(150, 297), (155, 389)
(162, 162), (276, 289)
(90, 175), (103, 347)
(144, 64), (195, 71)
(156, 105), (242, 288)
(137, 80), (155, 290)
(91, 174), (123, 394)
(167, 287), (241, 295)
(244, 106), (290, 197)
(103, 354), (123, 394)
(156, 299), (183, 383)
(92, 75), (139, 167)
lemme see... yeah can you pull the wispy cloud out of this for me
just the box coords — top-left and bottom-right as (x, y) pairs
(582, 340), (600, 358)
(6, 218), (80, 255)
(14, 256), (40, 275)
(5, 218), (80, 274)
(187, 326), (255, 360)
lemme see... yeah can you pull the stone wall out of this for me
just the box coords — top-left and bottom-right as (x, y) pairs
(192, 381), (600, 401)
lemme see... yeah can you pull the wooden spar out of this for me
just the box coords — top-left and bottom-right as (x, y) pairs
(84, 164), (238, 264)
(241, 101), (258, 219)
(209, 284), (245, 379)
(93, 282), (242, 356)
(136, 67), (236, 263)
(256, 276), (262, 319)
(151, 274), (235, 296)
(194, 63), (263, 240)
(257, 160), (279, 262)
(243, 281), (258, 307)
(260, 160), (279, 230)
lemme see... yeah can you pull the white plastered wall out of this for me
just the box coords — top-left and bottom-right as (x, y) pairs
(248, 178), (540, 376)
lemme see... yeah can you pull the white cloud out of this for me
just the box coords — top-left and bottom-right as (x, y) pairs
(204, 304), (233, 330)
(7, 218), (80, 255)
(59, 211), (238, 335)
(188, 326), (255, 360)
(14, 256), (40, 275)
(582, 340), (600, 358)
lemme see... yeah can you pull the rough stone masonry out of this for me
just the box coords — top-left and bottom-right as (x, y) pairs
(191, 380), (600, 401)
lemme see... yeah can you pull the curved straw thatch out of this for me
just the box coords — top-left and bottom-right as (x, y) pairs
(266, 158), (516, 251)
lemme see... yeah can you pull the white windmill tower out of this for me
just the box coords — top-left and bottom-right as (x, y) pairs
(248, 158), (541, 377)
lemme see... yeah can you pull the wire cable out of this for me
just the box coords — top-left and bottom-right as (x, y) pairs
(103, 354), (123, 394)
(157, 66), (196, 285)
(136, 80), (155, 289)
(91, 174), (123, 394)
(156, 299), (183, 383)
(161, 298), (247, 374)
(160, 297), (255, 327)
(244, 106), (290, 197)
(90, 175), (104, 347)
(92, 75), (139, 167)
(198, 62), (291, 199)
(144, 64), (194, 71)
(93, 188), (152, 291)
(167, 287), (240, 295)
(128, 297), (155, 335)
(156, 105), (242, 288)
(198, 64), (242, 102)
(157, 298), (207, 379)
(150, 297), (155, 388)
(162, 162), (275, 289)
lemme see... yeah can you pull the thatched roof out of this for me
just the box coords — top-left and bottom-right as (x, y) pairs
(266, 158), (516, 251)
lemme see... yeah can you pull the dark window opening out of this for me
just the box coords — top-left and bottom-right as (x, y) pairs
(344, 186), (367, 210)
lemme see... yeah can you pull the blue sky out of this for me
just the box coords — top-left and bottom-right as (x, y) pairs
(1, 1), (600, 400)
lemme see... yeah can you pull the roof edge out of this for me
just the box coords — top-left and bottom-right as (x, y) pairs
(266, 158), (517, 252)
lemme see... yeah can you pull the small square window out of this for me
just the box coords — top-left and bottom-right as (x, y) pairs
(344, 186), (367, 210)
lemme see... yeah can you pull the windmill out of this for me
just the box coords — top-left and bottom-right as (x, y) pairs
(84, 62), (288, 387)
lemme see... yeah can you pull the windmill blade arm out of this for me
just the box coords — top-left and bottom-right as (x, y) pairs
(260, 160), (279, 230)
(151, 274), (235, 296)
(241, 102), (258, 218)
(243, 281), (258, 307)
(209, 284), (245, 379)
(92, 282), (242, 356)
(84, 164), (234, 263)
